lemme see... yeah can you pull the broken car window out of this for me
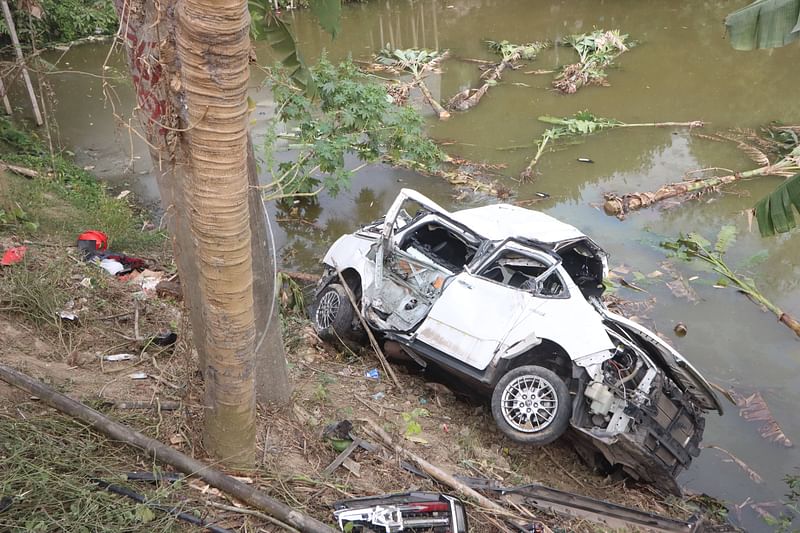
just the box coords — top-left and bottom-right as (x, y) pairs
(399, 221), (478, 272)
(479, 251), (566, 296)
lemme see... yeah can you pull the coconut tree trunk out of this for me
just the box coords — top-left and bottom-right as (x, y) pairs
(114, 0), (290, 468)
(175, 0), (257, 468)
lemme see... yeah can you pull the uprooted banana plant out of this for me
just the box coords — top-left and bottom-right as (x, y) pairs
(375, 48), (451, 119)
(604, 125), (800, 218)
(519, 111), (703, 181)
(447, 40), (550, 112)
(553, 30), (631, 94)
(662, 226), (800, 338)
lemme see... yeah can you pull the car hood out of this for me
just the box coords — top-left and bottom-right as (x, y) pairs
(602, 310), (723, 415)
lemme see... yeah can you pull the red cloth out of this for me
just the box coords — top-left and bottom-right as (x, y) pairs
(1, 246), (27, 266)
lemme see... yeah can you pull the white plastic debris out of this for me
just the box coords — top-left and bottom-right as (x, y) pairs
(129, 372), (149, 380)
(105, 353), (136, 362)
(99, 258), (125, 275)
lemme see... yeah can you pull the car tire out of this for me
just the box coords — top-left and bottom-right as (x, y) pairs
(312, 283), (355, 341)
(491, 365), (571, 446)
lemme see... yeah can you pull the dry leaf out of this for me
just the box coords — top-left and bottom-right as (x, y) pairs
(169, 434), (185, 445)
(730, 389), (793, 447)
(661, 261), (699, 303)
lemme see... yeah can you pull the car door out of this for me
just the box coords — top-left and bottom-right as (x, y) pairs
(364, 189), (483, 332)
(415, 242), (562, 371)
(415, 271), (533, 370)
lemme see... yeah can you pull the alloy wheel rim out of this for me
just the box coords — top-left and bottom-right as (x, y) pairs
(316, 290), (341, 329)
(500, 375), (558, 433)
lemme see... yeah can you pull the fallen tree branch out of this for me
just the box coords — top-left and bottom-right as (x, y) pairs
(0, 363), (335, 533)
(447, 41), (549, 112)
(0, 160), (38, 178)
(207, 501), (301, 533)
(362, 418), (549, 531)
(331, 263), (403, 390)
(604, 145), (800, 217)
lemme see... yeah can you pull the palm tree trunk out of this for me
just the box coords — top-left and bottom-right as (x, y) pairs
(114, 0), (290, 468)
(175, 0), (257, 467)
(603, 173), (742, 218)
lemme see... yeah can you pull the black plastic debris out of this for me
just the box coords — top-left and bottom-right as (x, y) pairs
(151, 330), (178, 347)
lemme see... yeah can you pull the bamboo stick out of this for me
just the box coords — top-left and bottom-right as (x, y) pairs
(0, 76), (11, 115)
(331, 262), (404, 390)
(1, 0), (42, 126)
(0, 363), (335, 533)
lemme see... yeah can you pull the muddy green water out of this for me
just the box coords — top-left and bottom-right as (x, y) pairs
(29, 1), (800, 530)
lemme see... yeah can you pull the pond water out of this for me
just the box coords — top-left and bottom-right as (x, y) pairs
(26, 1), (800, 530)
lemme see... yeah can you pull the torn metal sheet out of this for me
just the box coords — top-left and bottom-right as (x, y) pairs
(312, 188), (721, 492)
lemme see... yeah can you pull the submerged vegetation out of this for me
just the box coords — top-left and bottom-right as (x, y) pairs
(553, 30), (631, 94)
(447, 40), (550, 112)
(662, 226), (800, 338)
(604, 125), (800, 224)
(519, 111), (703, 180)
(374, 48), (450, 119)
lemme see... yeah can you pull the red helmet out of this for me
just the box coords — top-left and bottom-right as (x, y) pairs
(77, 230), (108, 251)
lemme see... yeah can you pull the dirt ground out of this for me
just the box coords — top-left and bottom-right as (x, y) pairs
(0, 226), (737, 532)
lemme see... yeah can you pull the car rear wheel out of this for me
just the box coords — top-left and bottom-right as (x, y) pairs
(491, 365), (570, 446)
(312, 283), (355, 341)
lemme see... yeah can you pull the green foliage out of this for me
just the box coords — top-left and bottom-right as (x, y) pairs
(251, 7), (316, 96)
(0, 414), (186, 531)
(565, 29), (630, 65)
(0, 0), (118, 45)
(553, 30), (632, 93)
(264, 58), (444, 198)
(486, 39), (550, 62)
(725, 0), (800, 50)
(0, 203), (38, 232)
(376, 48), (442, 77)
(401, 408), (429, 437)
(754, 173), (800, 236)
(761, 471), (800, 531)
(662, 228), (787, 319)
(714, 225), (737, 254)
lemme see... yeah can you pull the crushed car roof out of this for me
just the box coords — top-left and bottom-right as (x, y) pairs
(450, 204), (587, 243)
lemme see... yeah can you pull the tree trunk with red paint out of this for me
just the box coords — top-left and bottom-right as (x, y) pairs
(113, 0), (290, 468)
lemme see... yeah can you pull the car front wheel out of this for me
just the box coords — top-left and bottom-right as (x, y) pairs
(312, 283), (356, 341)
(491, 365), (570, 446)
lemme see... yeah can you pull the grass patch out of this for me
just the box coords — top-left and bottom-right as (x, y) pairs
(0, 412), (190, 532)
(0, 117), (164, 254)
(0, 256), (71, 328)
